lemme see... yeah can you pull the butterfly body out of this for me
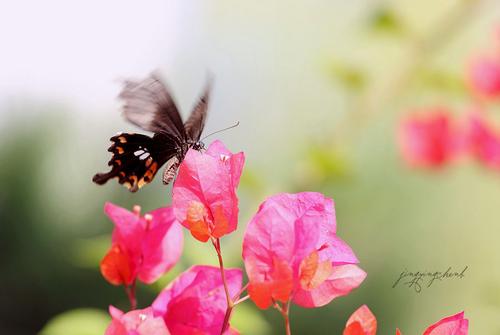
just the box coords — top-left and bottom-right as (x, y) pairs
(93, 74), (209, 192)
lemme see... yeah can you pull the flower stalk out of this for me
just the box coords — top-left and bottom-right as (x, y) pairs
(212, 238), (234, 334)
(125, 281), (137, 310)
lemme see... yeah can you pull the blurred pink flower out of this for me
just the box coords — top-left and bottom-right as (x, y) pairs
(399, 109), (462, 168)
(343, 305), (377, 335)
(100, 203), (183, 286)
(467, 114), (500, 169)
(152, 265), (242, 335)
(172, 140), (245, 242)
(342, 307), (468, 335)
(422, 312), (469, 335)
(242, 192), (366, 309)
(467, 54), (500, 98)
(395, 311), (468, 335)
(105, 306), (170, 335)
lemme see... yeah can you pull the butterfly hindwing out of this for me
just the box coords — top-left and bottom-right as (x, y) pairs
(92, 133), (176, 192)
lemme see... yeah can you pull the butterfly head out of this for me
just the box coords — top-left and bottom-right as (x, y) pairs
(191, 141), (205, 151)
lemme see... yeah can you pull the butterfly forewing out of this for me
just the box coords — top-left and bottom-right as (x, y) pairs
(184, 81), (211, 141)
(120, 74), (187, 138)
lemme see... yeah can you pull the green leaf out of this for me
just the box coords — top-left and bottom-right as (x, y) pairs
(368, 7), (405, 35)
(231, 303), (272, 334)
(240, 167), (265, 194)
(416, 69), (467, 95)
(71, 235), (110, 269)
(330, 62), (366, 92)
(308, 146), (352, 181)
(39, 309), (110, 335)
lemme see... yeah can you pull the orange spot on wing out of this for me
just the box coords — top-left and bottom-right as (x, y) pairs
(137, 178), (147, 188)
(144, 162), (158, 180)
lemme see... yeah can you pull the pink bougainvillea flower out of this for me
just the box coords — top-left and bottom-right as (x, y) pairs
(343, 305), (377, 335)
(466, 113), (500, 169)
(422, 312), (469, 335)
(467, 54), (500, 98)
(152, 265), (242, 335)
(396, 311), (468, 335)
(242, 192), (366, 309)
(100, 203), (183, 286)
(105, 306), (170, 335)
(398, 109), (463, 168)
(172, 140), (245, 242)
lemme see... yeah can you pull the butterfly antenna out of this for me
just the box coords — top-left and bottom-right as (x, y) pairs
(201, 121), (240, 141)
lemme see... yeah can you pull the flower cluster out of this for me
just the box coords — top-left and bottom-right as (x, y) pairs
(399, 30), (500, 171)
(343, 305), (468, 335)
(98, 140), (367, 334)
(97, 139), (468, 334)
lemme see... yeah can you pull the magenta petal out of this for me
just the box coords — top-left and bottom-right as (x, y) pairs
(173, 140), (244, 240)
(205, 141), (245, 187)
(467, 114), (500, 169)
(322, 236), (359, 265)
(105, 307), (170, 335)
(105, 202), (145, 254)
(109, 305), (124, 319)
(293, 264), (366, 308)
(206, 139), (233, 157)
(153, 265), (242, 335)
(138, 207), (184, 284)
(423, 312), (469, 335)
(398, 110), (462, 168)
(468, 55), (500, 98)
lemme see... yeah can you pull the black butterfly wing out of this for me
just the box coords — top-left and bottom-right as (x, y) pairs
(92, 133), (178, 192)
(184, 81), (211, 141)
(119, 73), (187, 139)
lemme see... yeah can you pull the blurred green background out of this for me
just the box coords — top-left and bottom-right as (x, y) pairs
(1, 0), (500, 334)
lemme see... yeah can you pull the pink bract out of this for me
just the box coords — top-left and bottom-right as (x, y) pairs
(398, 109), (462, 168)
(467, 54), (500, 98)
(422, 312), (469, 335)
(100, 203), (183, 286)
(172, 140), (245, 242)
(152, 265), (242, 335)
(467, 114), (500, 170)
(242, 192), (366, 309)
(343, 305), (377, 335)
(105, 306), (170, 335)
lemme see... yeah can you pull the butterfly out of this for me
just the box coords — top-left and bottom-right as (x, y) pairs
(93, 73), (210, 192)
